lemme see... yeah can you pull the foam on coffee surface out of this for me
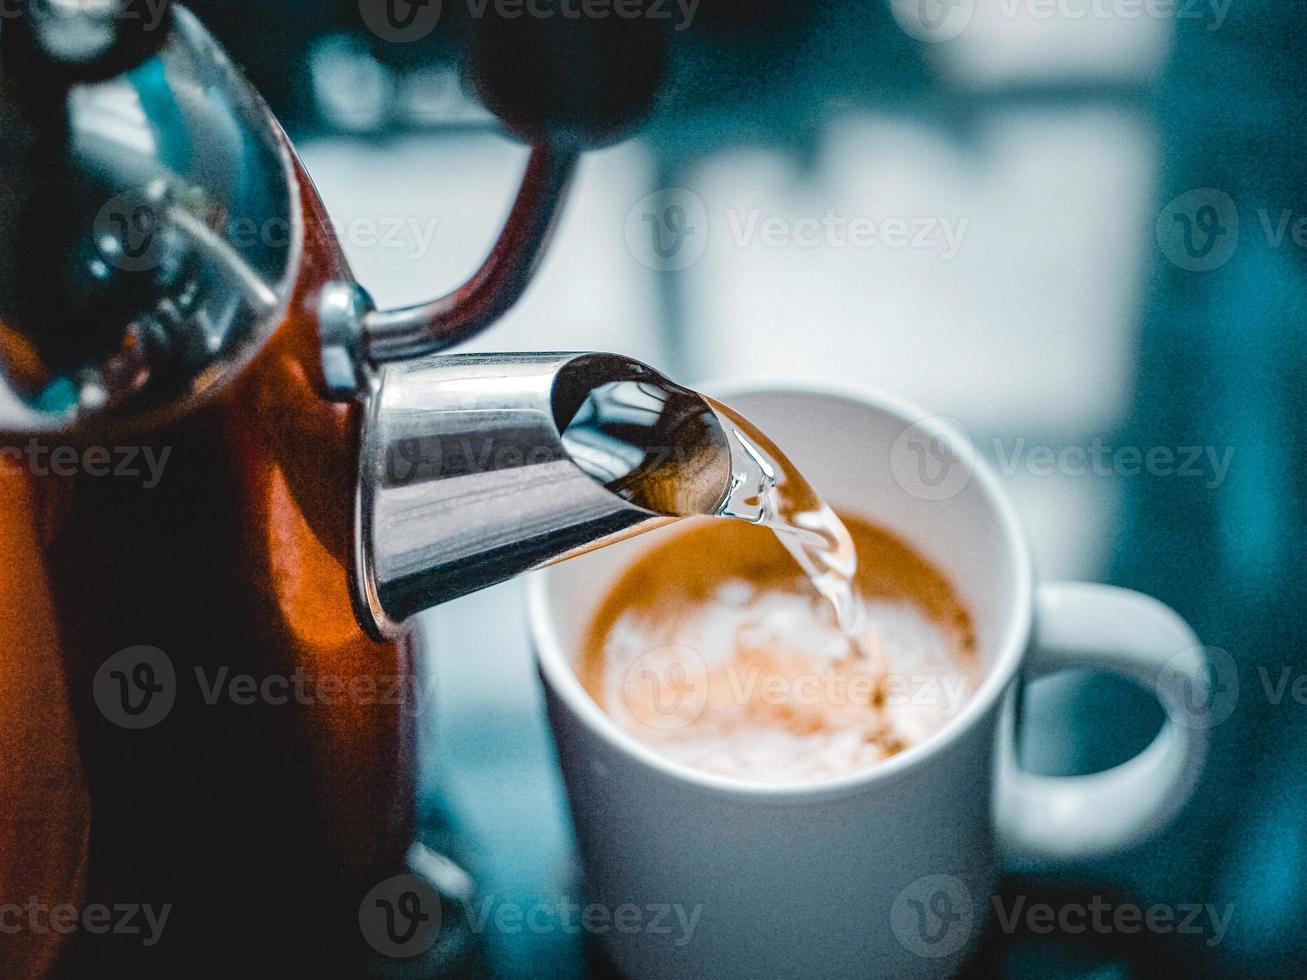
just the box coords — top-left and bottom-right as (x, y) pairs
(581, 515), (979, 784)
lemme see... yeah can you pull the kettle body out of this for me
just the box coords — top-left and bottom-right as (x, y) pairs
(0, 149), (418, 976)
(0, 7), (718, 977)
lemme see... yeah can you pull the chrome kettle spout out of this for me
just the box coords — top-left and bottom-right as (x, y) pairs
(354, 352), (733, 639)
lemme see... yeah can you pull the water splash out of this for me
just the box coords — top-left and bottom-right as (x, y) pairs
(707, 397), (864, 644)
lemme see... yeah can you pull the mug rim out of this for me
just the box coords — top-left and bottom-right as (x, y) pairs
(529, 378), (1034, 803)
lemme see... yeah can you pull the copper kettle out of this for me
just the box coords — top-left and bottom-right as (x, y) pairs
(0, 5), (724, 976)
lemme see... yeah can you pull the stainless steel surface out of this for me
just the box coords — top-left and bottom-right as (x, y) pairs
(0, 7), (301, 433)
(355, 351), (730, 638)
(317, 278), (373, 400)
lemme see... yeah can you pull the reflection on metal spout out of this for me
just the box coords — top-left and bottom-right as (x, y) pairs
(560, 380), (731, 518)
(354, 352), (732, 639)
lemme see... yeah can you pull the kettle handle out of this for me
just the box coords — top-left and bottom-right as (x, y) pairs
(364, 140), (579, 364)
(316, 139), (579, 400)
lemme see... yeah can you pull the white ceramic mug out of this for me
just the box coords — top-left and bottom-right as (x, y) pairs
(528, 383), (1212, 980)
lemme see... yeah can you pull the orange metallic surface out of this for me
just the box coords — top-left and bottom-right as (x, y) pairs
(0, 161), (417, 977)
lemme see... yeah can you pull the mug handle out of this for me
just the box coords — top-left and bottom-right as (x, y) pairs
(996, 582), (1210, 864)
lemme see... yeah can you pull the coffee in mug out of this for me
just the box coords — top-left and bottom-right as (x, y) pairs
(579, 513), (980, 784)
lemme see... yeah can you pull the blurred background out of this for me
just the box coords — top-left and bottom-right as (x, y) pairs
(193, 1), (1303, 975)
